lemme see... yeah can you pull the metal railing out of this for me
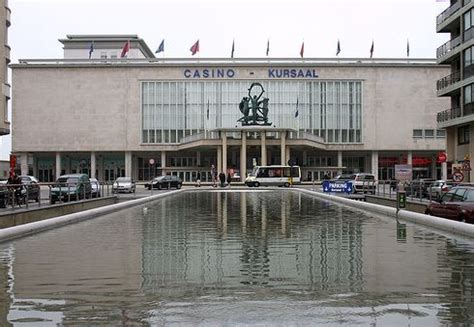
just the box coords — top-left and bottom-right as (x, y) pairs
(437, 1), (461, 26)
(437, 107), (462, 123)
(436, 70), (461, 91)
(437, 34), (462, 58)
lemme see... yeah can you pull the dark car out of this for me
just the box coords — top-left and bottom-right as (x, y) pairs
(145, 175), (182, 190)
(0, 181), (8, 208)
(50, 174), (92, 204)
(425, 186), (474, 223)
(19, 175), (40, 203)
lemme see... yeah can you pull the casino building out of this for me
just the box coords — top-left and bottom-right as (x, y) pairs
(11, 35), (450, 183)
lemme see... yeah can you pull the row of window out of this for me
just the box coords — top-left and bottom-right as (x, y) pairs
(141, 80), (363, 144)
(413, 129), (446, 138)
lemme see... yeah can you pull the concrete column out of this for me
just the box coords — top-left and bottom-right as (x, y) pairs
(217, 146), (222, 175)
(407, 151), (413, 165)
(196, 151), (201, 166)
(98, 156), (104, 181)
(161, 151), (166, 175)
(371, 151), (379, 178)
(337, 150), (343, 175)
(222, 132), (227, 174)
(261, 132), (267, 166)
(32, 156), (38, 179)
(125, 152), (132, 177)
(91, 152), (96, 179)
(280, 131), (286, 165)
(55, 152), (61, 179)
(240, 132), (247, 182)
(302, 150), (307, 166)
(20, 153), (28, 176)
(442, 162), (448, 181)
(285, 147), (290, 165)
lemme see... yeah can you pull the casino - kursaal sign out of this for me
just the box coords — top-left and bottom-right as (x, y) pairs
(182, 68), (319, 79)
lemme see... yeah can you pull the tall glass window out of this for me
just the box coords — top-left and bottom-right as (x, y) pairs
(141, 80), (363, 144)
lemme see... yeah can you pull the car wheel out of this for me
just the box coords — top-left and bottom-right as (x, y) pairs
(459, 215), (466, 223)
(283, 182), (290, 188)
(158, 184), (162, 190)
(254, 182), (260, 187)
(425, 210), (432, 216)
(51, 199), (56, 205)
(0, 197), (6, 208)
(177, 183), (182, 189)
(35, 195), (39, 203)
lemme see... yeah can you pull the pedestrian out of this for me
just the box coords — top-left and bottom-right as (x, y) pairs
(211, 164), (217, 187)
(227, 172), (232, 187)
(196, 172), (201, 187)
(219, 172), (226, 187)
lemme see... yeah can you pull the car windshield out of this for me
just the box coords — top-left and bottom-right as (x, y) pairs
(116, 177), (130, 182)
(155, 176), (166, 181)
(56, 177), (79, 186)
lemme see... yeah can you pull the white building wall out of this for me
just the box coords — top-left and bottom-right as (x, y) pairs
(11, 63), (450, 154)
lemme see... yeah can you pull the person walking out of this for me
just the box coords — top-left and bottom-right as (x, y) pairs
(196, 172), (201, 187)
(211, 164), (217, 188)
(227, 172), (232, 187)
(219, 172), (226, 187)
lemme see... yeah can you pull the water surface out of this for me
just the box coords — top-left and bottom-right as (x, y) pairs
(0, 190), (473, 325)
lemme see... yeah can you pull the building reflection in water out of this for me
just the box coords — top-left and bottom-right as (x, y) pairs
(141, 191), (366, 295)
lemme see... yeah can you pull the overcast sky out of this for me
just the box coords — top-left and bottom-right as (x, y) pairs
(0, 0), (450, 159)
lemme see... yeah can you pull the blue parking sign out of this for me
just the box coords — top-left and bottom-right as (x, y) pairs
(322, 180), (353, 194)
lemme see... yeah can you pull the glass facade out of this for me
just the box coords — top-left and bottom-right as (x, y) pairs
(141, 80), (363, 144)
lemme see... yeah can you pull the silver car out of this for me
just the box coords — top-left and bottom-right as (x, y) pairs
(90, 178), (100, 198)
(427, 180), (454, 199)
(112, 177), (136, 193)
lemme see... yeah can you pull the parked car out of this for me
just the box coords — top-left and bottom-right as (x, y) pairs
(425, 186), (474, 223)
(112, 177), (136, 193)
(19, 175), (40, 203)
(145, 175), (182, 190)
(427, 180), (455, 199)
(0, 180), (8, 208)
(406, 178), (436, 198)
(90, 177), (100, 198)
(50, 174), (92, 204)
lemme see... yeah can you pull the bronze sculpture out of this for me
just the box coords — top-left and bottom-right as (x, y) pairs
(238, 82), (271, 126)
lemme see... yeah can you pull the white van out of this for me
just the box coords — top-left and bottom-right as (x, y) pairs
(245, 165), (301, 187)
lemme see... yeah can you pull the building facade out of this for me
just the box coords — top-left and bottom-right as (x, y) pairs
(0, 0), (10, 136)
(437, 0), (474, 182)
(11, 36), (450, 183)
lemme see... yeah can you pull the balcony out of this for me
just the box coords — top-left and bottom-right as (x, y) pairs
(437, 1), (461, 27)
(437, 107), (462, 123)
(437, 35), (462, 58)
(437, 70), (461, 91)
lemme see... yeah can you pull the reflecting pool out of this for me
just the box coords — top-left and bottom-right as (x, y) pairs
(0, 190), (473, 325)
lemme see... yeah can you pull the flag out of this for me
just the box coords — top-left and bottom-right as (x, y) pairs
(336, 39), (341, 56)
(407, 39), (410, 57)
(206, 99), (210, 120)
(121, 40), (130, 58)
(266, 39), (270, 56)
(295, 98), (299, 118)
(231, 39), (235, 58)
(370, 40), (374, 58)
(88, 41), (94, 59)
(190, 39), (199, 56)
(155, 39), (164, 54)
(300, 42), (304, 58)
